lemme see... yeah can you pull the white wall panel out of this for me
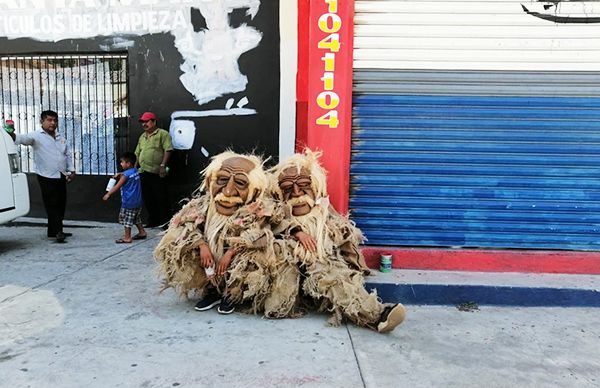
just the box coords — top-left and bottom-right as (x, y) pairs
(354, 0), (600, 71)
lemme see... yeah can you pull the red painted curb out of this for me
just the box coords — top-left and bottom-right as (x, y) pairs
(362, 247), (600, 275)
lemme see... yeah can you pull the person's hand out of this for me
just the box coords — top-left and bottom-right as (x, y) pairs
(198, 243), (214, 268)
(159, 165), (167, 178)
(216, 249), (236, 276)
(102, 193), (110, 201)
(294, 231), (317, 252)
(66, 171), (76, 183)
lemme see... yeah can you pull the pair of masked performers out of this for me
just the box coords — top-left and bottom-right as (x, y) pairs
(154, 150), (406, 333)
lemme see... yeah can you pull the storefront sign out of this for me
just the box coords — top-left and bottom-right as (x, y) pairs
(306, 0), (354, 212)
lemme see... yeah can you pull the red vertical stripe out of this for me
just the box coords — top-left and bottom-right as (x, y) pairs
(296, 0), (310, 151)
(302, 0), (354, 213)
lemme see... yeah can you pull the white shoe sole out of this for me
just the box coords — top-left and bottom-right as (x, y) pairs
(194, 299), (221, 311)
(217, 306), (235, 315)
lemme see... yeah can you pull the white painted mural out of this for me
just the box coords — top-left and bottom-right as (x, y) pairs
(0, 0), (266, 150)
(0, 0), (262, 104)
(172, 0), (261, 105)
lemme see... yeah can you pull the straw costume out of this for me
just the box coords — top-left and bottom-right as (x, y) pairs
(154, 151), (280, 313)
(264, 150), (406, 333)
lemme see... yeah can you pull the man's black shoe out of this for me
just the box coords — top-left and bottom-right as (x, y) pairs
(48, 232), (72, 238)
(217, 298), (235, 315)
(194, 293), (221, 311)
(55, 232), (66, 243)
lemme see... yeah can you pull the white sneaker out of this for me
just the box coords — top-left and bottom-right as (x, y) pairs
(377, 303), (406, 333)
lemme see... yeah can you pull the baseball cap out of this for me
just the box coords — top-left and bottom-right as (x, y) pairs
(138, 112), (157, 122)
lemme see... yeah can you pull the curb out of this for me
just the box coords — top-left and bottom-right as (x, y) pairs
(365, 269), (600, 307)
(366, 282), (600, 307)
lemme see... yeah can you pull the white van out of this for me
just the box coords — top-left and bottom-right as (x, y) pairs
(0, 129), (29, 223)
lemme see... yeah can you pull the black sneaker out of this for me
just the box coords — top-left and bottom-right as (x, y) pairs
(194, 293), (221, 311)
(217, 298), (235, 315)
(48, 232), (72, 238)
(55, 232), (66, 243)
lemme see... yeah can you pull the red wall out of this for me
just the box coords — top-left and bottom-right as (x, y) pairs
(296, 0), (354, 214)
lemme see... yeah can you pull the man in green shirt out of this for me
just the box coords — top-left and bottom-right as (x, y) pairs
(134, 111), (173, 228)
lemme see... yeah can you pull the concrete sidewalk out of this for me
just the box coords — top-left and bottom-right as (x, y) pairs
(1, 219), (599, 388)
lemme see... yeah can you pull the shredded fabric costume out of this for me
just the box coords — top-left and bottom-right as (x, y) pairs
(154, 195), (211, 299)
(265, 202), (383, 327)
(222, 198), (287, 313)
(154, 193), (286, 313)
(154, 149), (404, 332)
(154, 150), (277, 308)
(260, 149), (405, 331)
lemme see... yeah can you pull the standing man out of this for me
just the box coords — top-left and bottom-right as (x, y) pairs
(134, 112), (173, 228)
(7, 110), (75, 243)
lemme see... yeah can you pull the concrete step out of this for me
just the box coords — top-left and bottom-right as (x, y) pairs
(364, 269), (600, 307)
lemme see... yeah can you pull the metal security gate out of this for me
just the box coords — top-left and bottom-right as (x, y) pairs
(0, 54), (129, 175)
(351, 70), (600, 251)
(351, 0), (600, 251)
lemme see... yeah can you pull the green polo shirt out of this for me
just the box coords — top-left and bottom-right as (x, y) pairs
(134, 128), (173, 174)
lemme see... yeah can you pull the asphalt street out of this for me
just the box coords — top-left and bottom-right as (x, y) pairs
(1, 218), (599, 388)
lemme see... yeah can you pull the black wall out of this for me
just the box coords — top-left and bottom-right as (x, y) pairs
(1, 2), (280, 222)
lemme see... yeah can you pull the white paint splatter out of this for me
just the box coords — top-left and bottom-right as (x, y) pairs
(236, 96), (249, 108)
(172, 0), (262, 105)
(99, 36), (135, 51)
(169, 102), (257, 150)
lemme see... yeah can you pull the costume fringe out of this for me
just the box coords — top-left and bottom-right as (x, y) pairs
(267, 203), (383, 327)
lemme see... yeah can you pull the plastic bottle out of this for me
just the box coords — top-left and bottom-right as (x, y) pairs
(3, 120), (15, 133)
(105, 177), (117, 191)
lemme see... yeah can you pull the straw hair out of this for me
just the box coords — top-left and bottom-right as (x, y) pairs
(269, 149), (328, 200)
(201, 150), (269, 203)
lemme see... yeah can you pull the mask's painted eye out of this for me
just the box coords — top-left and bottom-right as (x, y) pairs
(296, 178), (312, 189)
(235, 177), (249, 189)
(217, 176), (230, 186)
(280, 181), (294, 193)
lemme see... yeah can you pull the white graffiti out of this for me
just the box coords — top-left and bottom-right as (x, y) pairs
(173, 0), (262, 105)
(0, 0), (263, 109)
(169, 97), (256, 150)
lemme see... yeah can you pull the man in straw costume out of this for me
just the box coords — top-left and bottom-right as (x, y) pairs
(154, 150), (282, 314)
(264, 149), (406, 333)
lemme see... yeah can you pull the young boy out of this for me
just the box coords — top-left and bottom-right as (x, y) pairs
(103, 152), (147, 243)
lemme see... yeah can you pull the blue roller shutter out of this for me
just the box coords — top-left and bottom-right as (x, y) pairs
(350, 70), (600, 250)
